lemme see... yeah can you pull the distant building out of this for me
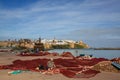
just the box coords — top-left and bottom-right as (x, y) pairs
(0, 38), (90, 49)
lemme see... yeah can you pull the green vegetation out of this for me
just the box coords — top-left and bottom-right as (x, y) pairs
(51, 44), (70, 49)
(74, 44), (85, 49)
(12, 46), (27, 50)
(51, 44), (87, 49)
(0, 45), (2, 48)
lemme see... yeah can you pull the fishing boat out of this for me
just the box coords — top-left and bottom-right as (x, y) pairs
(111, 62), (120, 70)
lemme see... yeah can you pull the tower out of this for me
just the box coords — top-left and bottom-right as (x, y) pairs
(34, 37), (44, 53)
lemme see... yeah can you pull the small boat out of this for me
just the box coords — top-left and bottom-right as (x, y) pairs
(89, 54), (93, 57)
(79, 54), (93, 57)
(111, 62), (120, 70)
(79, 54), (85, 57)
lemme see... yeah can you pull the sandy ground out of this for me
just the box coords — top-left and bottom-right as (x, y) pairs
(0, 52), (120, 80)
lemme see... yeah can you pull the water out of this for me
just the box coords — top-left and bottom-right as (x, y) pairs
(49, 49), (120, 59)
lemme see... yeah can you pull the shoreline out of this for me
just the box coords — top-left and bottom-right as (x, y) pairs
(93, 48), (120, 50)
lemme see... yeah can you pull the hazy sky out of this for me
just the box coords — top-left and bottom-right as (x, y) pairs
(0, 0), (120, 48)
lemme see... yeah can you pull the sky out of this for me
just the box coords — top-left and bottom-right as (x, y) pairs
(0, 0), (120, 48)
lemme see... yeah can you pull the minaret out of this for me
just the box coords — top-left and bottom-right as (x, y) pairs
(39, 37), (41, 43)
(53, 36), (56, 43)
(7, 39), (10, 47)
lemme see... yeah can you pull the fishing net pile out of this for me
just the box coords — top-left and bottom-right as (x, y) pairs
(92, 61), (120, 73)
(0, 57), (108, 78)
(17, 51), (59, 56)
(17, 51), (74, 57)
(111, 57), (120, 64)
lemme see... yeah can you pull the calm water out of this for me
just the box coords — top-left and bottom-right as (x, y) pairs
(49, 49), (120, 59)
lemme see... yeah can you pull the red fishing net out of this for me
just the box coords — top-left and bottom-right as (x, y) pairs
(0, 58), (108, 78)
(60, 52), (74, 57)
(17, 51), (60, 56)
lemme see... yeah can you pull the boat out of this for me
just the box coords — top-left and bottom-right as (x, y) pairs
(111, 62), (120, 70)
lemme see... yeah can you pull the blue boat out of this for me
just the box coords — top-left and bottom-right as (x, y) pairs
(111, 62), (120, 70)
(79, 54), (85, 56)
(79, 54), (93, 57)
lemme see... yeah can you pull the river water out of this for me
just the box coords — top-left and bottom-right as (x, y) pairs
(49, 49), (120, 59)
